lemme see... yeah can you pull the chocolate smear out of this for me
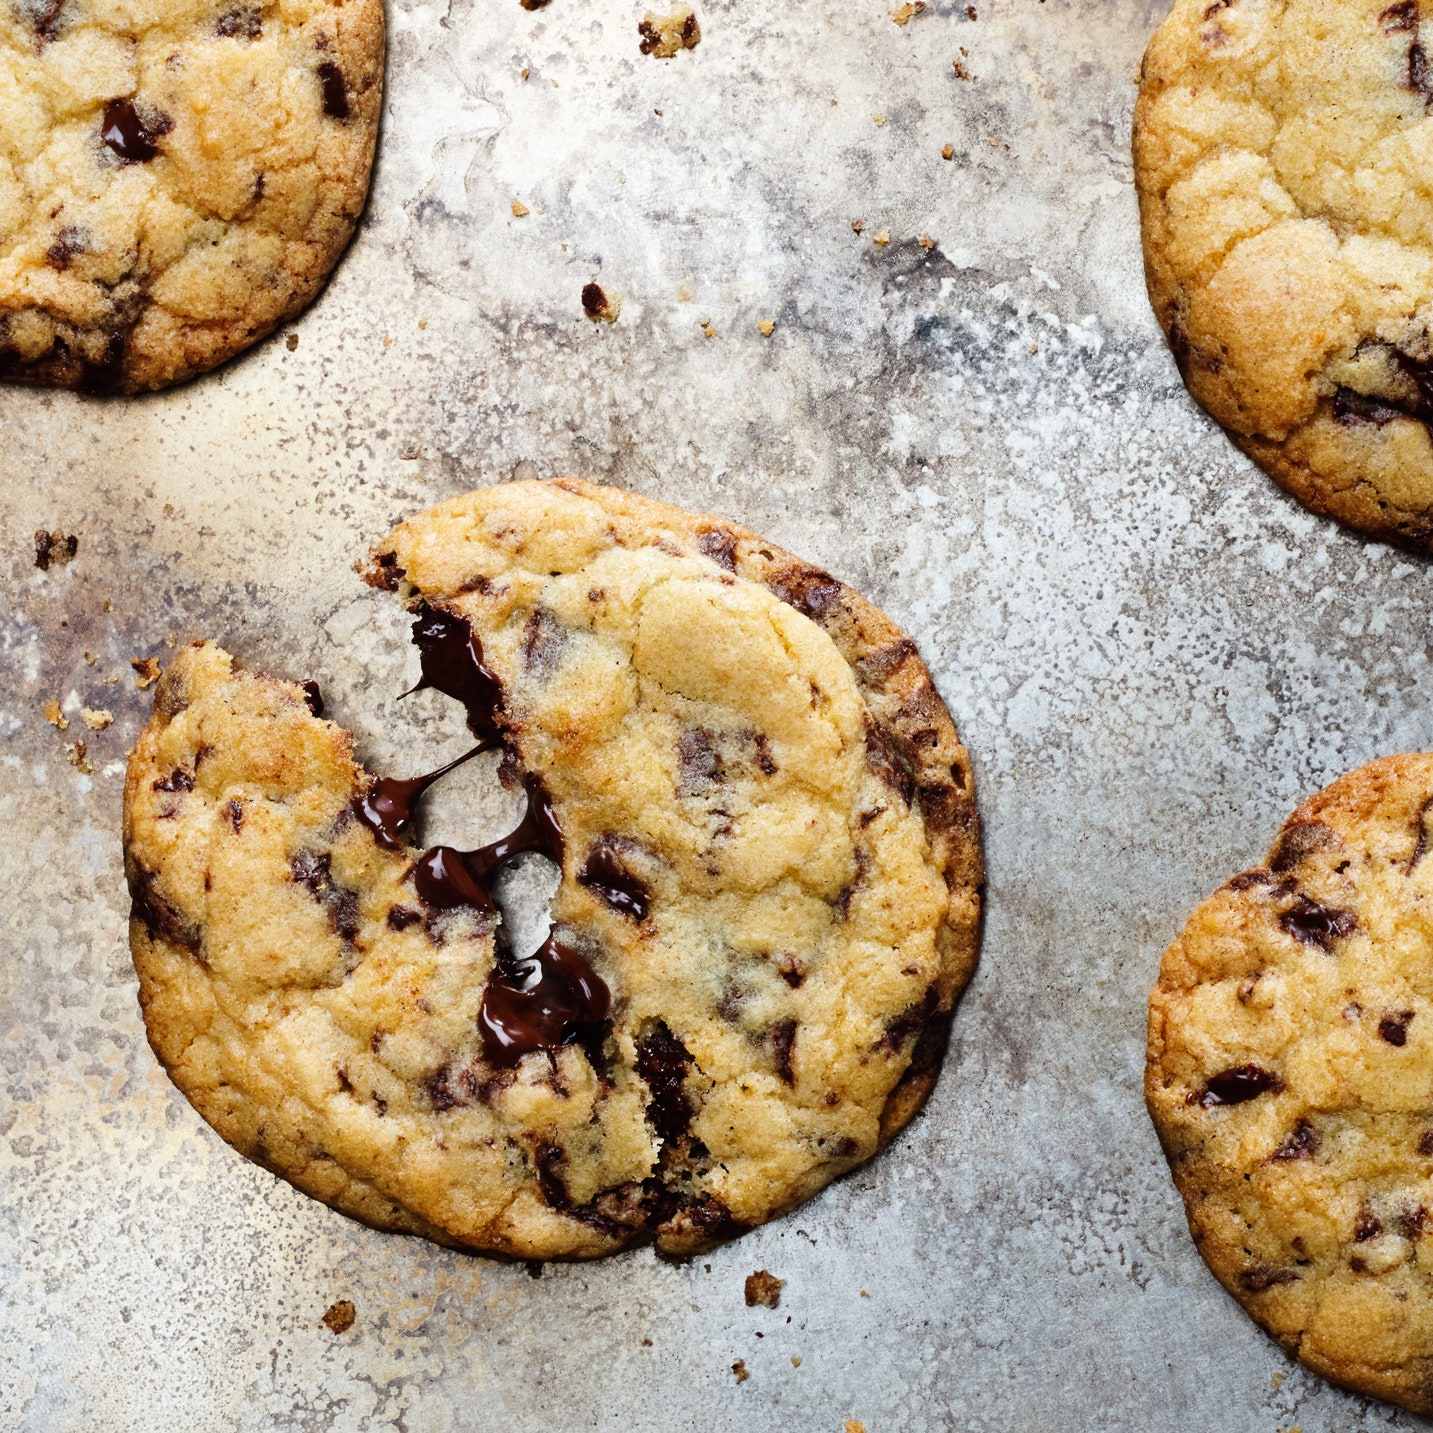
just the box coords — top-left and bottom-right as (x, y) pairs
(478, 933), (610, 1067)
(352, 744), (484, 851)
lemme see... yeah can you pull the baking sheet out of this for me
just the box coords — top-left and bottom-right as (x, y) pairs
(4, 0), (1432, 1427)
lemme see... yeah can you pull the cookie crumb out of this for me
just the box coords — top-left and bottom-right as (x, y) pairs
(321, 1299), (356, 1333)
(65, 740), (91, 774)
(520, 0), (550, 8)
(942, 143), (954, 158)
(81, 708), (114, 730)
(642, 1337), (653, 1346)
(103, 599), (113, 613)
(756, 318), (775, 337)
(731, 1359), (749, 1383)
(511, 199), (530, 217)
(872, 232), (890, 246)
(846, 1423), (867, 1433)
(745, 1270), (784, 1307)
(582, 283), (621, 323)
(521, 66), (530, 78)
(43, 700), (68, 729)
(286, 333), (298, 351)
(952, 57), (971, 79)
(859, 1289), (870, 1298)
(892, 1), (924, 22)
(84, 651), (96, 665)
(132, 657), (162, 689)
(638, 5), (700, 57)
(34, 530), (78, 571)
(872, 112), (887, 126)
(790, 1355), (801, 1367)
(851, 220), (865, 233)
(1271, 1372), (1283, 1390)
(919, 233), (935, 250)
(676, 283), (694, 302)
(964, 3), (976, 16)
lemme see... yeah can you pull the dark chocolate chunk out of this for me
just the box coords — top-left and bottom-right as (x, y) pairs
(1420, 1130), (1433, 1157)
(31, 0), (65, 39)
(1355, 1208), (1384, 1242)
(300, 680), (324, 717)
(863, 715), (915, 804)
(152, 767), (194, 793)
(408, 604), (506, 743)
(1413, 40), (1433, 101)
(578, 841), (651, 920)
(881, 985), (937, 1053)
(521, 607), (565, 671)
(216, 4), (261, 36)
(1382, 0), (1419, 32)
(1271, 1119), (1317, 1161)
(100, 99), (162, 163)
(413, 844), (496, 913)
(1408, 795), (1433, 873)
(1226, 868), (1274, 892)
(678, 727), (723, 789)
(78, 331), (128, 393)
(478, 932), (611, 1067)
(768, 564), (842, 621)
(1332, 387), (1406, 426)
(1239, 1265), (1297, 1292)
(770, 1019), (796, 1085)
(635, 1022), (694, 1141)
(289, 849), (361, 942)
(128, 866), (202, 954)
(386, 904), (422, 931)
(1379, 1010), (1414, 1046)
(317, 60), (350, 119)
(45, 226), (85, 269)
(696, 528), (737, 571)
(1189, 1063), (1284, 1107)
(1269, 821), (1333, 873)
(1279, 897), (1358, 951)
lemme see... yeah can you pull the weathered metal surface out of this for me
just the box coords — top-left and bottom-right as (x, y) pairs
(4, 0), (1431, 1427)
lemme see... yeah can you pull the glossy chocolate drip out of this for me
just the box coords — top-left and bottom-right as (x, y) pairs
(409, 604), (506, 742)
(413, 844), (496, 912)
(479, 933), (610, 1066)
(467, 773), (563, 880)
(353, 744), (485, 851)
(577, 843), (651, 920)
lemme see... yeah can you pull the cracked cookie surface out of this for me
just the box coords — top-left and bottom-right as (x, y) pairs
(1148, 754), (1433, 1414)
(0, 0), (382, 392)
(1135, 0), (1433, 549)
(123, 479), (982, 1260)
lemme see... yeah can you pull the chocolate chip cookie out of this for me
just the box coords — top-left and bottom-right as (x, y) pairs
(123, 479), (982, 1260)
(1135, 0), (1433, 550)
(1, 0), (382, 392)
(1148, 754), (1433, 1414)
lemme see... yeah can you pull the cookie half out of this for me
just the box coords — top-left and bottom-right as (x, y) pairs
(0, 0), (382, 392)
(1135, 0), (1433, 550)
(123, 479), (982, 1260)
(1148, 755), (1433, 1413)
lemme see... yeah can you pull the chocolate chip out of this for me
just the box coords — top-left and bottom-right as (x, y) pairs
(30, 0), (65, 39)
(1420, 1131), (1433, 1157)
(78, 331), (128, 393)
(386, 904), (422, 930)
(1239, 1266), (1297, 1292)
(678, 727), (723, 789)
(1226, 868), (1274, 892)
(215, 4), (261, 36)
(1269, 821), (1333, 873)
(770, 1019), (796, 1085)
(1382, 0), (1419, 32)
(1379, 1010), (1414, 1046)
(1278, 896), (1357, 951)
(578, 840), (651, 920)
(881, 986), (937, 1054)
(768, 565), (842, 621)
(635, 1022), (694, 1141)
(318, 61), (350, 119)
(1408, 796), (1433, 874)
(751, 732), (777, 776)
(151, 767), (194, 793)
(697, 529), (737, 570)
(521, 607), (566, 671)
(1270, 1119), (1317, 1161)
(100, 99), (162, 163)
(128, 866), (202, 955)
(45, 226), (85, 270)
(225, 798), (244, 832)
(1356, 1208), (1384, 1242)
(352, 745), (485, 851)
(863, 715), (915, 804)
(1188, 1063), (1283, 1107)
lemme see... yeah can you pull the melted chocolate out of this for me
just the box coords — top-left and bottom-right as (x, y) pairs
(317, 61), (350, 119)
(413, 844), (496, 912)
(635, 1023), (694, 1140)
(409, 604), (506, 742)
(465, 773), (564, 880)
(352, 744), (484, 850)
(1189, 1063), (1284, 1108)
(301, 680), (324, 717)
(100, 99), (161, 162)
(478, 933), (610, 1066)
(578, 842), (651, 920)
(1279, 897), (1358, 951)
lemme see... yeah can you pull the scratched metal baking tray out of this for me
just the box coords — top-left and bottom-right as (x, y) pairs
(5, 0), (1433, 1428)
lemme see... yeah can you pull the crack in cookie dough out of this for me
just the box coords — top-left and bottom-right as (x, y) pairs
(1148, 754), (1433, 1415)
(1135, 0), (1433, 549)
(123, 479), (983, 1260)
(0, 0), (382, 392)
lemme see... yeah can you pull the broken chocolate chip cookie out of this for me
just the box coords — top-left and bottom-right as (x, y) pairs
(1148, 753), (1433, 1414)
(123, 478), (982, 1260)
